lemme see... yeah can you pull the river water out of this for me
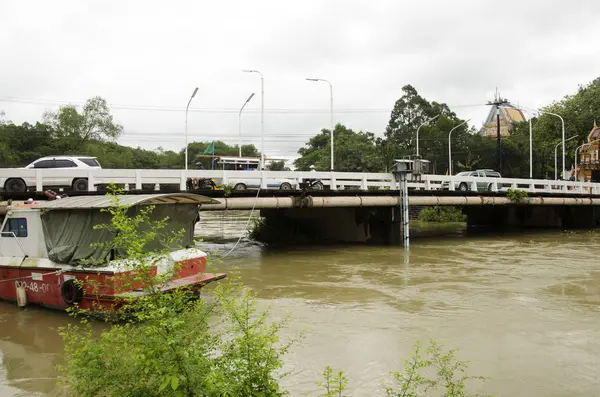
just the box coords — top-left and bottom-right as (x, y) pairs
(2, 211), (600, 396)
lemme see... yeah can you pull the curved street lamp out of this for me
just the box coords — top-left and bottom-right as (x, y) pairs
(242, 70), (264, 169)
(448, 119), (471, 175)
(554, 135), (578, 180)
(238, 93), (255, 158)
(185, 87), (199, 170)
(306, 78), (334, 171)
(416, 114), (440, 156)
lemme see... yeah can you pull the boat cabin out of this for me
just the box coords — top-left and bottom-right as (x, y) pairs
(0, 193), (217, 268)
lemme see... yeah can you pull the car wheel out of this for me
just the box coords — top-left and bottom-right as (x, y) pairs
(311, 181), (324, 190)
(279, 182), (292, 190)
(72, 178), (89, 192)
(5, 178), (27, 193)
(234, 183), (247, 191)
(458, 182), (468, 192)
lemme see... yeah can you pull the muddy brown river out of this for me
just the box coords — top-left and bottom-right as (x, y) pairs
(1, 211), (600, 396)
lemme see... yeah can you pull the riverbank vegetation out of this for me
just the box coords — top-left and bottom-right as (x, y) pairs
(419, 206), (466, 223)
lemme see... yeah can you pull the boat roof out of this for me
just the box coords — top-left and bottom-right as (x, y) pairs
(29, 193), (219, 210)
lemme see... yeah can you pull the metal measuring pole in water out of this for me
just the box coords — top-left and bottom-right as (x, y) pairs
(395, 159), (413, 248)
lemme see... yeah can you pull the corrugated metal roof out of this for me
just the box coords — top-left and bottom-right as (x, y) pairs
(33, 193), (219, 210)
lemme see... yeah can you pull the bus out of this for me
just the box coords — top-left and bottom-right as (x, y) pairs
(214, 156), (296, 190)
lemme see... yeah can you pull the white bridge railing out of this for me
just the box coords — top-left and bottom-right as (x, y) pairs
(0, 168), (598, 195)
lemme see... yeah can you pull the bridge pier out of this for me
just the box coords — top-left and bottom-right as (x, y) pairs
(257, 207), (407, 245)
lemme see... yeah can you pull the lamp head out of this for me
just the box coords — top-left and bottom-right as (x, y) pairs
(191, 87), (199, 98)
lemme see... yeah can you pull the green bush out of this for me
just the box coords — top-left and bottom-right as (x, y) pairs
(418, 206), (466, 223)
(506, 189), (528, 203)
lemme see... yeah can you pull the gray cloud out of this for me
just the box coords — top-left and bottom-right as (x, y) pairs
(1, 0), (599, 158)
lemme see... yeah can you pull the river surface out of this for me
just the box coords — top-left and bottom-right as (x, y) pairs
(2, 211), (600, 396)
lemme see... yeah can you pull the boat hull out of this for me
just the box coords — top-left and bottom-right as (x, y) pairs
(0, 256), (226, 312)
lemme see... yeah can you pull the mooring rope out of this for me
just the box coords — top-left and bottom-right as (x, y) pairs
(220, 187), (261, 258)
(0, 269), (64, 284)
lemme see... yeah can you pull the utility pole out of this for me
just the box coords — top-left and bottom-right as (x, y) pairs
(487, 90), (508, 174)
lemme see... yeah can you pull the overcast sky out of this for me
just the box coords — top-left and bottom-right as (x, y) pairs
(2, 0), (599, 159)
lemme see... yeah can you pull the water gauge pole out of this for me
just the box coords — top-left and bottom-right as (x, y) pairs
(395, 159), (413, 248)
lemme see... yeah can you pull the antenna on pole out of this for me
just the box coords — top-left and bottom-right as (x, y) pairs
(487, 88), (509, 174)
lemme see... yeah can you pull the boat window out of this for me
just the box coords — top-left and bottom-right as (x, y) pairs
(2, 218), (28, 238)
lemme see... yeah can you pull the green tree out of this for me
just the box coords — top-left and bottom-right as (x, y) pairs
(382, 85), (473, 174)
(267, 160), (289, 171)
(43, 96), (123, 149)
(295, 124), (384, 172)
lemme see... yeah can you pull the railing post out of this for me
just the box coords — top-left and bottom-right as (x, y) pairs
(260, 171), (267, 189)
(180, 170), (187, 192)
(87, 171), (96, 192)
(470, 180), (477, 191)
(222, 171), (229, 187)
(135, 171), (142, 190)
(330, 172), (337, 191)
(449, 177), (455, 191)
(361, 175), (368, 190)
(124, 184), (130, 191)
(423, 175), (431, 191)
(35, 171), (43, 192)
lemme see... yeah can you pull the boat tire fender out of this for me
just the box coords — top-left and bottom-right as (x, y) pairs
(61, 279), (83, 305)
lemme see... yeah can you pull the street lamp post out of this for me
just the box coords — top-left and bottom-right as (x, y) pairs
(543, 111), (566, 180)
(448, 119), (471, 175)
(554, 135), (578, 180)
(501, 105), (566, 179)
(416, 114), (440, 157)
(238, 93), (255, 158)
(242, 70), (264, 169)
(185, 87), (199, 170)
(306, 78), (334, 171)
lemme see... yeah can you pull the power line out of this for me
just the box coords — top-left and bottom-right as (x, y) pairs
(0, 95), (486, 114)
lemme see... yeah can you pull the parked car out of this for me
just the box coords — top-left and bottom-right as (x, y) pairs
(0, 156), (102, 192)
(442, 169), (501, 192)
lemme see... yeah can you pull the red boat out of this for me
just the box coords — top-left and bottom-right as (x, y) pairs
(0, 193), (226, 312)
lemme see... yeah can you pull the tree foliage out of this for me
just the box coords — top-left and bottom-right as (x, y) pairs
(0, 96), (259, 170)
(43, 96), (123, 149)
(294, 124), (384, 172)
(296, 78), (600, 178)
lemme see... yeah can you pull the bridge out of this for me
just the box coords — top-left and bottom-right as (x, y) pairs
(1, 168), (599, 247)
(0, 168), (599, 194)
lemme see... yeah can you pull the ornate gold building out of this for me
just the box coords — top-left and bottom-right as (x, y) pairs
(576, 122), (600, 182)
(480, 103), (527, 138)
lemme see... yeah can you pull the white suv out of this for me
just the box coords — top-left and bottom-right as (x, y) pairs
(1, 156), (102, 192)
